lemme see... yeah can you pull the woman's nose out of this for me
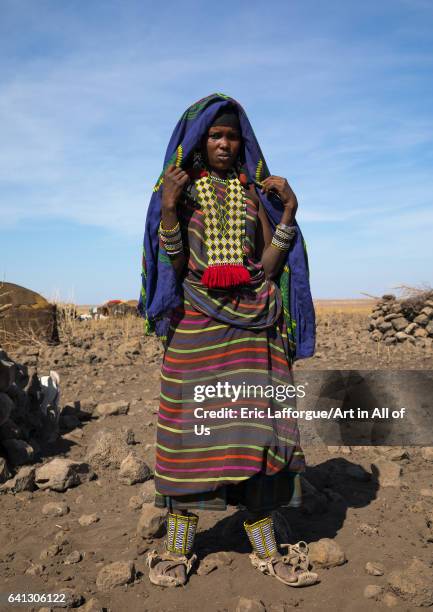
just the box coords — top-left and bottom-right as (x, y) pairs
(218, 137), (230, 150)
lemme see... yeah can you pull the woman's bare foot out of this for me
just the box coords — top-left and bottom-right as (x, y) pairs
(153, 552), (187, 584)
(271, 553), (298, 583)
(147, 550), (196, 587)
(249, 544), (319, 587)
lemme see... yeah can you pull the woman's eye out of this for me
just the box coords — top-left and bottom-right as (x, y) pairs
(209, 133), (220, 140)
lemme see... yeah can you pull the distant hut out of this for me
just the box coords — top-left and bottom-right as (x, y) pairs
(0, 282), (59, 346)
(96, 299), (139, 318)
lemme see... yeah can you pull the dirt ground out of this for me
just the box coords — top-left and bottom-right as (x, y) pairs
(1, 300), (432, 612)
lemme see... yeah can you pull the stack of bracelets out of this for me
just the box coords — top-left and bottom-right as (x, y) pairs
(158, 221), (183, 255)
(158, 220), (295, 256)
(271, 223), (297, 251)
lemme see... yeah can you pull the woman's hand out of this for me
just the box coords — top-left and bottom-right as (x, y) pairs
(260, 175), (298, 220)
(162, 164), (190, 210)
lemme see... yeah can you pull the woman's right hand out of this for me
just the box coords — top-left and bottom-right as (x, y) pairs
(161, 164), (190, 210)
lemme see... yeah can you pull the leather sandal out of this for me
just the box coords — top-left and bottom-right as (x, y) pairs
(249, 541), (319, 587)
(147, 549), (197, 587)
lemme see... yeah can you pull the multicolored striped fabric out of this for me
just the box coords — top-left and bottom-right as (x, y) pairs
(155, 466), (302, 512)
(154, 178), (305, 502)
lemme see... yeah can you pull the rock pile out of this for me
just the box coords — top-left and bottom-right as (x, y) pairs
(368, 293), (433, 346)
(0, 347), (60, 489)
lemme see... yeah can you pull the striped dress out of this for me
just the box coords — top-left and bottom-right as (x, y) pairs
(155, 178), (305, 512)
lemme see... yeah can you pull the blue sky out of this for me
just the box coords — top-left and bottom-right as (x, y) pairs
(1, 0), (432, 304)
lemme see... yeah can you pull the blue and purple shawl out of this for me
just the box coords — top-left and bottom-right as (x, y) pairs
(137, 93), (315, 360)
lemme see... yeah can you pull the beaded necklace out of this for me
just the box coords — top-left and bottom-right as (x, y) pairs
(194, 169), (251, 289)
(209, 173), (227, 184)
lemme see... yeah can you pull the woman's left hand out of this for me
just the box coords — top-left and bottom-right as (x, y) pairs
(260, 175), (298, 215)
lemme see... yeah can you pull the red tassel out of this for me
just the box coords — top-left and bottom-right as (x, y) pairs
(202, 264), (251, 289)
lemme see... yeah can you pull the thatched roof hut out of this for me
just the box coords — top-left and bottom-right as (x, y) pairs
(96, 299), (139, 318)
(0, 282), (59, 346)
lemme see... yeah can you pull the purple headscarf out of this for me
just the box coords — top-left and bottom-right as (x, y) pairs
(138, 93), (315, 360)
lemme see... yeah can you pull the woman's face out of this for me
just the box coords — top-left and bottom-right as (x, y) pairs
(203, 125), (242, 173)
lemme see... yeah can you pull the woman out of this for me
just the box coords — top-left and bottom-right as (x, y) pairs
(138, 94), (317, 588)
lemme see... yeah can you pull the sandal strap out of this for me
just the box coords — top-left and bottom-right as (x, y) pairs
(280, 541), (309, 555)
(249, 549), (319, 588)
(147, 549), (197, 575)
(280, 541), (310, 570)
(249, 552), (277, 576)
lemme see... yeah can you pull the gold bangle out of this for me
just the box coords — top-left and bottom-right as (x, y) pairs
(271, 236), (290, 251)
(271, 242), (290, 251)
(159, 220), (180, 235)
